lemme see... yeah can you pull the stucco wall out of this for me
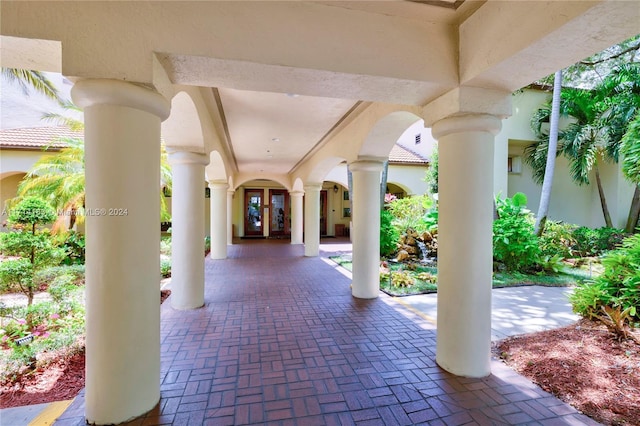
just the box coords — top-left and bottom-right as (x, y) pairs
(1, 173), (25, 229)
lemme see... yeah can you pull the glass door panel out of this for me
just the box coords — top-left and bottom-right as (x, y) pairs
(245, 190), (263, 235)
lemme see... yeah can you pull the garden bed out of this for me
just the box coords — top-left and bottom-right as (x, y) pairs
(495, 319), (640, 426)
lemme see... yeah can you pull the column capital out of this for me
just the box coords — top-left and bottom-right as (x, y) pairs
(72, 79), (170, 120)
(289, 190), (304, 197)
(348, 157), (386, 173)
(422, 86), (511, 128)
(168, 149), (209, 166)
(431, 113), (502, 140)
(208, 180), (229, 190)
(303, 183), (322, 192)
(227, 188), (235, 195)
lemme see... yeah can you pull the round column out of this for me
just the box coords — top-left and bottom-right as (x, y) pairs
(168, 150), (209, 310)
(349, 159), (384, 299)
(303, 184), (321, 256)
(432, 113), (501, 378)
(290, 190), (304, 245)
(72, 79), (170, 424)
(209, 181), (228, 259)
(227, 189), (234, 245)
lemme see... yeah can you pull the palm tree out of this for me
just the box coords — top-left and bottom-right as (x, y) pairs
(18, 137), (86, 232)
(533, 70), (562, 236)
(2, 68), (62, 102)
(525, 67), (639, 229)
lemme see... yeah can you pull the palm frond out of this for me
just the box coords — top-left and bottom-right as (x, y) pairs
(2, 68), (62, 102)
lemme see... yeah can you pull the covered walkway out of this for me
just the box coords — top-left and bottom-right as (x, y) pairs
(55, 241), (595, 425)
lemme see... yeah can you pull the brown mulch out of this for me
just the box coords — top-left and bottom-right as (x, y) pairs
(0, 351), (85, 409)
(0, 290), (172, 409)
(495, 318), (640, 426)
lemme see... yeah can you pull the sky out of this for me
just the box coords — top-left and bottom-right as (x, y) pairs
(0, 72), (81, 130)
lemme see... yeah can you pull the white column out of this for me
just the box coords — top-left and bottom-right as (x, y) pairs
(168, 150), (209, 310)
(227, 189), (234, 245)
(72, 79), (169, 425)
(432, 113), (502, 378)
(303, 184), (321, 256)
(349, 159), (384, 299)
(290, 190), (304, 244)
(209, 181), (228, 259)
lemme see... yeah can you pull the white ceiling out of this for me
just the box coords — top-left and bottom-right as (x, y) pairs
(218, 88), (357, 175)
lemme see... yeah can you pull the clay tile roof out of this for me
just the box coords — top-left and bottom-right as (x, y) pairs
(0, 126), (82, 150)
(388, 144), (429, 164)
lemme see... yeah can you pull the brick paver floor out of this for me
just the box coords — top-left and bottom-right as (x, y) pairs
(55, 240), (598, 425)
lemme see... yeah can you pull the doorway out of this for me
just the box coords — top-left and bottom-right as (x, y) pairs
(269, 189), (289, 237)
(244, 189), (263, 236)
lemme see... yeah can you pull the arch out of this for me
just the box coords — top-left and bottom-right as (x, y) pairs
(359, 111), (422, 158)
(205, 150), (228, 182)
(305, 156), (347, 187)
(162, 91), (206, 152)
(234, 174), (291, 191)
(386, 182), (410, 197)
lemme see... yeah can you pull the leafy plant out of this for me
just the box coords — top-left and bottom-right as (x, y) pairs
(493, 193), (541, 272)
(380, 210), (399, 256)
(55, 231), (85, 265)
(160, 257), (172, 278)
(571, 233), (640, 323)
(388, 195), (433, 234)
(598, 305), (638, 342)
(391, 270), (415, 288)
(539, 220), (577, 258)
(571, 226), (628, 257)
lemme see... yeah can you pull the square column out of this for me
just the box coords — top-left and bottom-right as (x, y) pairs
(289, 190), (304, 245)
(168, 150), (209, 310)
(209, 180), (229, 259)
(72, 79), (170, 424)
(432, 113), (502, 378)
(349, 159), (384, 299)
(303, 184), (321, 256)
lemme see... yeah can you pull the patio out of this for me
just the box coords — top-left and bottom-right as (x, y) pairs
(54, 240), (596, 425)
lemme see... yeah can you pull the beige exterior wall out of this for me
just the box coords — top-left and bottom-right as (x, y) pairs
(1, 173), (25, 228)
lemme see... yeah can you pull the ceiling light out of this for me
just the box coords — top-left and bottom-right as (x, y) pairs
(267, 155), (273, 158)
(271, 137), (280, 142)
(286, 93), (299, 98)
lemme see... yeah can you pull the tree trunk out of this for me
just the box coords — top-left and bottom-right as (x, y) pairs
(380, 159), (389, 210)
(534, 69), (562, 237)
(594, 162), (613, 228)
(625, 184), (640, 233)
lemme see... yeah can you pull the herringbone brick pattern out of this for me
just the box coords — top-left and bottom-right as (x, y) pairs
(55, 240), (598, 425)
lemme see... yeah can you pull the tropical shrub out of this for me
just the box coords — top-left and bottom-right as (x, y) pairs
(571, 226), (628, 257)
(160, 257), (172, 278)
(380, 210), (399, 256)
(55, 230), (85, 265)
(493, 193), (540, 272)
(388, 195), (433, 234)
(539, 220), (577, 258)
(570, 233), (640, 322)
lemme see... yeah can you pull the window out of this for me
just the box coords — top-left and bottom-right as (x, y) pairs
(508, 156), (522, 174)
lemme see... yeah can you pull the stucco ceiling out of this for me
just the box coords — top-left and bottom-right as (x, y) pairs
(218, 88), (358, 175)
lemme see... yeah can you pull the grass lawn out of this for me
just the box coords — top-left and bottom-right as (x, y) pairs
(329, 255), (595, 297)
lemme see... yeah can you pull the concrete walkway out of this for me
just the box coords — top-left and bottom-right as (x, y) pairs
(397, 286), (580, 341)
(3, 239), (592, 425)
